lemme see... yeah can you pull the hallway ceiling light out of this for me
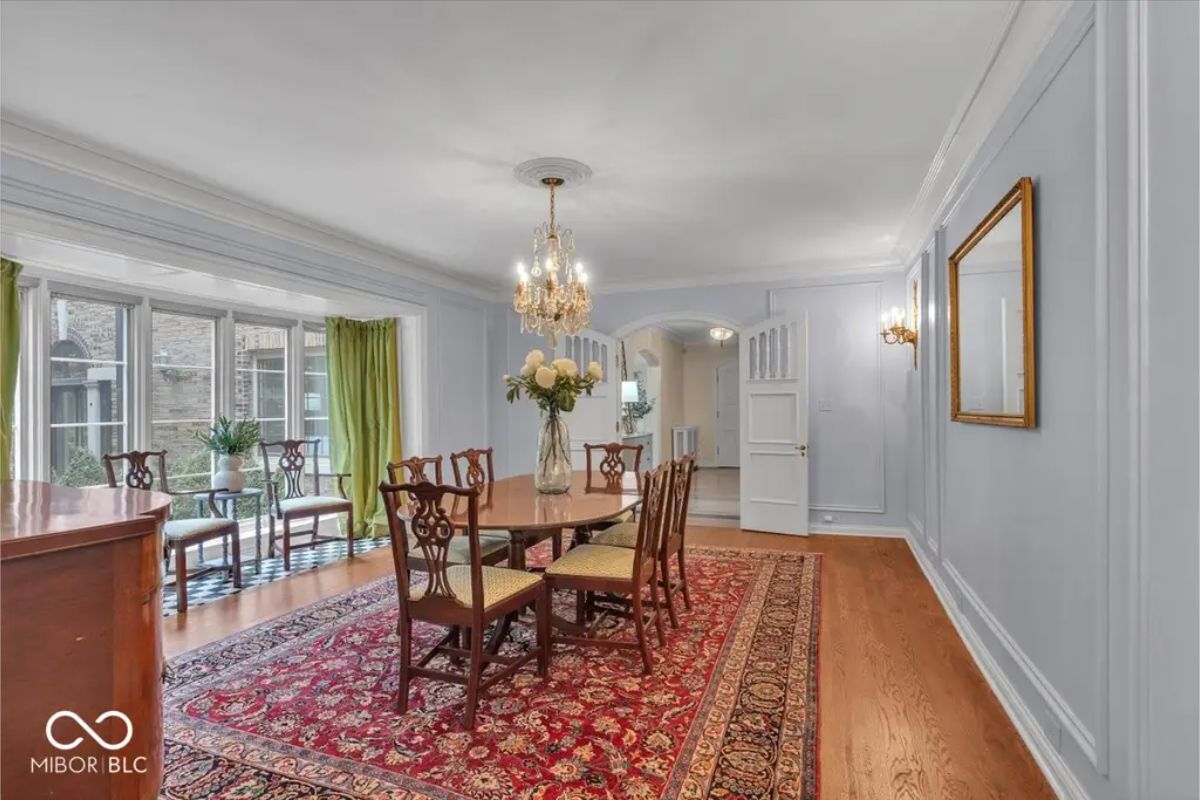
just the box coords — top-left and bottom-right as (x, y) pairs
(512, 158), (593, 347)
(709, 326), (735, 345)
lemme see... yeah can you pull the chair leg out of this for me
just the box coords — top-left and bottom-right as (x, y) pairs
(659, 556), (680, 629)
(174, 540), (188, 613)
(463, 624), (484, 729)
(575, 589), (586, 626)
(677, 549), (693, 610)
(267, 515), (276, 558)
(396, 610), (411, 713)
(648, 576), (668, 647)
(282, 517), (291, 571)
(347, 507), (356, 558)
(537, 585), (551, 677)
(231, 531), (242, 589)
(630, 589), (653, 675)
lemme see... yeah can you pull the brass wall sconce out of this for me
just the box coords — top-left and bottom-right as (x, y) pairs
(880, 288), (918, 369)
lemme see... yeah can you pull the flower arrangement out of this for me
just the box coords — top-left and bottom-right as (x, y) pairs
(503, 349), (603, 416)
(503, 349), (603, 493)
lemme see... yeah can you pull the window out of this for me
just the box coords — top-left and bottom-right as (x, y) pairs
(152, 310), (216, 516)
(48, 296), (129, 486)
(235, 321), (288, 459)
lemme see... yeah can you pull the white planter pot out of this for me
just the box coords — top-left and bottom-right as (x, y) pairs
(212, 455), (245, 492)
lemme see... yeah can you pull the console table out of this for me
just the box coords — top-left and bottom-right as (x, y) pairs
(1, 480), (171, 800)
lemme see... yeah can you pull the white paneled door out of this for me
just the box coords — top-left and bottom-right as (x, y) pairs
(715, 360), (740, 467)
(556, 329), (619, 469)
(739, 316), (809, 534)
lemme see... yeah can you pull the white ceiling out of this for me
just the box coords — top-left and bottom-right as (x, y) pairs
(0, 0), (1015, 291)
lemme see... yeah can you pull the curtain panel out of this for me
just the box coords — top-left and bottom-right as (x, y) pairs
(326, 316), (403, 537)
(0, 259), (21, 482)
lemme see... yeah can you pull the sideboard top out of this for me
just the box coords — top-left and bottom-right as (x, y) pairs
(1, 481), (171, 560)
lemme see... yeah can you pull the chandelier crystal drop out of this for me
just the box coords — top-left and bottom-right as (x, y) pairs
(513, 176), (593, 347)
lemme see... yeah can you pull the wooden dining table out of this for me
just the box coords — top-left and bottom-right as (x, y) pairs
(439, 470), (642, 569)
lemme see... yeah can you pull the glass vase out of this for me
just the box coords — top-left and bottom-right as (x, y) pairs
(535, 411), (572, 494)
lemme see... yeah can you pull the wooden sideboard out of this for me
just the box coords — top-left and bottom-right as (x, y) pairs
(1, 480), (171, 800)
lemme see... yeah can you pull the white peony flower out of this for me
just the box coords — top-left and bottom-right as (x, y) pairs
(552, 357), (579, 377)
(586, 361), (603, 380)
(525, 349), (546, 368)
(520, 363), (534, 377)
(535, 365), (557, 389)
(502, 374), (511, 382)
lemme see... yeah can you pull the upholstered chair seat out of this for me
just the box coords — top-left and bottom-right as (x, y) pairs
(163, 517), (239, 541)
(408, 533), (508, 564)
(280, 495), (352, 515)
(587, 522), (638, 549)
(411, 564), (542, 610)
(545, 544), (637, 580)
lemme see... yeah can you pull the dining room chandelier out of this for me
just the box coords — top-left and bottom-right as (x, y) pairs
(512, 159), (593, 347)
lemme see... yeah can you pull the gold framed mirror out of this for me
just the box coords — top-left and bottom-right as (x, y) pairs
(949, 176), (1036, 427)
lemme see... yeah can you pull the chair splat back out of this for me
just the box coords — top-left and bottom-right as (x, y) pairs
(668, 454), (696, 537)
(380, 481), (483, 609)
(634, 462), (673, 568)
(450, 447), (494, 489)
(389, 455), (444, 485)
(103, 450), (168, 492)
(584, 442), (643, 490)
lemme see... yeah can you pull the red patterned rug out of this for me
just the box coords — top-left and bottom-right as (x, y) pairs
(161, 545), (821, 799)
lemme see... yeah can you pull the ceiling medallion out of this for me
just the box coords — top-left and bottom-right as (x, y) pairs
(512, 158), (594, 347)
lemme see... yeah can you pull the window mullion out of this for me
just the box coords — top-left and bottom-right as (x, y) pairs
(216, 311), (235, 422)
(288, 321), (304, 439)
(131, 296), (153, 450)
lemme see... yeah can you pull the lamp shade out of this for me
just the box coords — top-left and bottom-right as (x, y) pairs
(621, 380), (639, 403)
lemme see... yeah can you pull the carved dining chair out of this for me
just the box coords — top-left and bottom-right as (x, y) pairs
(448, 445), (555, 563)
(392, 453), (508, 570)
(449, 447), (495, 489)
(102, 450), (240, 613)
(590, 454), (696, 628)
(543, 461), (672, 674)
(570, 442), (643, 547)
(583, 442), (643, 492)
(387, 455), (444, 485)
(260, 438), (354, 571)
(379, 480), (549, 729)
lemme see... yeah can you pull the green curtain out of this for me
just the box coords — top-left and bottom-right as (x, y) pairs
(0, 259), (22, 483)
(326, 316), (403, 538)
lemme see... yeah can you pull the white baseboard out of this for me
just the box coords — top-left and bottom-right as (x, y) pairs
(807, 522), (908, 538)
(903, 533), (1089, 800)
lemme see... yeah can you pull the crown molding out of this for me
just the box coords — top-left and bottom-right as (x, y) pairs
(590, 257), (905, 296)
(894, 0), (1074, 266)
(0, 113), (505, 300)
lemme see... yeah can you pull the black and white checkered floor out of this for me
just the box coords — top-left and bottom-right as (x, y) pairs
(162, 538), (389, 616)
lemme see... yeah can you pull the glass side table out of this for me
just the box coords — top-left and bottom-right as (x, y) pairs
(194, 487), (265, 573)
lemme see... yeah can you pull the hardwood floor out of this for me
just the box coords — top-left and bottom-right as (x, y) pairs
(162, 526), (1054, 800)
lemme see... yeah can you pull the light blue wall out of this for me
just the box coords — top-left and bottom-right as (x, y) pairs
(907, 2), (1199, 798)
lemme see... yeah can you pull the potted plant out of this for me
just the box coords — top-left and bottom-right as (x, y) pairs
(622, 379), (656, 435)
(194, 416), (262, 492)
(504, 350), (602, 493)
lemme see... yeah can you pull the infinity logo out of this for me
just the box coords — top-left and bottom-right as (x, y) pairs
(45, 711), (133, 751)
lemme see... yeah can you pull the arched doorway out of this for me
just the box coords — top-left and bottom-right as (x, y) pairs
(606, 313), (741, 521)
